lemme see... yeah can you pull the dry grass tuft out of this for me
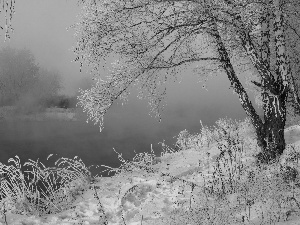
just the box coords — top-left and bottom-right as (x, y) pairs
(0, 154), (92, 220)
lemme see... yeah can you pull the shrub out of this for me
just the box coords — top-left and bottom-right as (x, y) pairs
(0, 155), (92, 217)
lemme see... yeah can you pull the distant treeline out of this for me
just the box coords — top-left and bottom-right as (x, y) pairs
(42, 94), (78, 109)
(0, 46), (79, 110)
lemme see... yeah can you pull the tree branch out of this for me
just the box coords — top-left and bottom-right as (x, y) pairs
(150, 57), (220, 69)
(251, 80), (262, 88)
(286, 23), (300, 40)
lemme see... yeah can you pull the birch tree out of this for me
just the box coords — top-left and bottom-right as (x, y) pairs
(73, 0), (300, 165)
(246, 0), (300, 128)
(0, 0), (15, 40)
(284, 0), (300, 126)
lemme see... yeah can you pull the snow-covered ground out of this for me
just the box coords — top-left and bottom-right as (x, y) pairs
(1, 120), (300, 224)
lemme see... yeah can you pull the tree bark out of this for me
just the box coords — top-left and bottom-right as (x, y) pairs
(287, 71), (300, 114)
(243, 0), (289, 165)
(207, 20), (265, 160)
(208, 2), (289, 165)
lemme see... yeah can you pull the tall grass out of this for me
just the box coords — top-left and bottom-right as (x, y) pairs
(157, 117), (300, 224)
(0, 154), (93, 219)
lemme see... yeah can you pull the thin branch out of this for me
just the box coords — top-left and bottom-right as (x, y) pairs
(150, 57), (220, 69)
(286, 23), (300, 40)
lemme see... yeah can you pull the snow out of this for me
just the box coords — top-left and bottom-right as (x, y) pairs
(1, 124), (300, 224)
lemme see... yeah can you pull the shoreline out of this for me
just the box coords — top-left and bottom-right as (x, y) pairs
(0, 106), (79, 122)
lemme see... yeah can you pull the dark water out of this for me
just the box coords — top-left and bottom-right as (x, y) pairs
(0, 120), (171, 178)
(1, 117), (297, 180)
(0, 117), (178, 206)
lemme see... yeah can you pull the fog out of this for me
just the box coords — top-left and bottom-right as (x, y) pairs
(0, 0), (264, 178)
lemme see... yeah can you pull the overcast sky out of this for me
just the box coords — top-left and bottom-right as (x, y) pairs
(0, 0), (84, 95)
(0, 1), (264, 167)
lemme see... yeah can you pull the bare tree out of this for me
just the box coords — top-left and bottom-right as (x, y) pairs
(25, 67), (64, 108)
(0, 46), (40, 105)
(0, 47), (64, 109)
(244, 0), (300, 128)
(72, 0), (300, 165)
(284, 0), (300, 125)
(35, 68), (63, 99)
(0, 0), (15, 40)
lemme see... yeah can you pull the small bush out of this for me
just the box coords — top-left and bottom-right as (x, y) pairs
(0, 155), (92, 217)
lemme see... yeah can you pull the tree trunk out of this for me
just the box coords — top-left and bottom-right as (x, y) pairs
(255, 91), (288, 164)
(287, 72), (300, 114)
(208, 6), (288, 165)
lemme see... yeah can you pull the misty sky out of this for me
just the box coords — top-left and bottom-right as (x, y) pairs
(0, 0), (264, 131)
(0, 0), (265, 175)
(0, 0), (83, 96)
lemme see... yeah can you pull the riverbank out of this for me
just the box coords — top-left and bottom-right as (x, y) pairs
(0, 106), (80, 122)
(1, 119), (300, 224)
